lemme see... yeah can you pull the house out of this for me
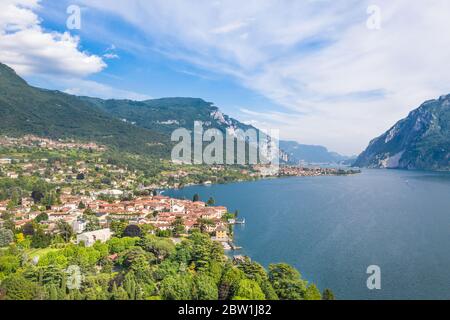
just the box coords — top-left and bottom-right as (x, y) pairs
(77, 228), (112, 247)
(214, 225), (228, 242)
(6, 172), (18, 179)
(170, 200), (185, 213)
(0, 158), (12, 165)
(0, 200), (9, 211)
(72, 219), (87, 234)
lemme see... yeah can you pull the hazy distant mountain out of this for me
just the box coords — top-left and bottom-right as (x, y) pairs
(280, 141), (353, 164)
(354, 94), (450, 171)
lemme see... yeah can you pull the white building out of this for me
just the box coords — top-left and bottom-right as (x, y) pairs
(170, 200), (185, 213)
(0, 158), (12, 165)
(77, 228), (112, 247)
(72, 219), (87, 234)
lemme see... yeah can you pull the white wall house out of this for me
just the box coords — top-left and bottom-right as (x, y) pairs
(77, 228), (112, 247)
(72, 219), (87, 234)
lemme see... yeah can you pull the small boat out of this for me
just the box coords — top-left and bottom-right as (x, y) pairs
(235, 218), (246, 224)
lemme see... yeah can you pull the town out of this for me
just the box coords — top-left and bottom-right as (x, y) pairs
(0, 191), (233, 248)
(0, 136), (336, 301)
(0, 135), (359, 251)
(0, 135), (244, 251)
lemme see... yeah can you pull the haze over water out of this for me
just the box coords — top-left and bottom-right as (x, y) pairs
(167, 169), (450, 300)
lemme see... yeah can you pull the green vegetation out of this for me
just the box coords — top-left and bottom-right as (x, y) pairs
(0, 229), (331, 300)
(0, 63), (169, 158)
(0, 142), (257, 199)
(0, 62), (339, 301)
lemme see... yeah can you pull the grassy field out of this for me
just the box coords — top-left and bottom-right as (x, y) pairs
(25, 247), (61, 259)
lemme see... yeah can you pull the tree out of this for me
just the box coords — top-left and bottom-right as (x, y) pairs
(0, 255), (20, 274)
(83, 214), (100, 232)
(110, 220), (127, 236)
(76, 173), (85, 180)
(123, 225), (142, 238)
(0, 228), (14, 247)
(22, 222), (35, 236)
(111, 282), (129, 300)
(268, 263), (307, 300)
(0, 274), (42, 300)
(193, 193), (200, 202)
(172, 217), (185, 236)
(304, 284), (322, 300)
(123, 272), (137, 300)
(206, 197), (215, 206)
(31, 228), (52, 249)
(120, 247), (150, 269)
(218, 265), (243, 300)
(322, 288), (336, 300)
(233, 279), (265, 300)
(41, 191), (60, 209)
(35, 212), (49, 223)
(236, 260), (278, 300)
(31, 190), (45, 204)
(192, 274), (218, 300)
(160, 274), (193, 300)
(48, 284), (58, 300)
(137, 235), (175, 262)
(78, 201), (86, 209)
(57, 220), (74, 242)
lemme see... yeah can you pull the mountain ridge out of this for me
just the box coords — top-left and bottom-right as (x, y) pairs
(280, 140), (353, 164)
(0, 62), (287, 163)
(354, 94), (450, 171)
(0, 63), (170, 158)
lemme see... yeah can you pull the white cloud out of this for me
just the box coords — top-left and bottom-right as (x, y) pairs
(0, 0), (106, 78)
(0, 1), (150, 102)
(103, 53), (119, 59)
(103, 44), (119, 59)
(63, 79), (152, 101)
(211, 21), (249, 35)
(77, 0), (450, 154)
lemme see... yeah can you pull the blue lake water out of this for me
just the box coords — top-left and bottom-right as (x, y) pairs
(166, 169), (450, 300)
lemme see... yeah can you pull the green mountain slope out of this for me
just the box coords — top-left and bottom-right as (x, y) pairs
(85, 96), (294, 163)
(354, 95), (450, 171)
(0, 63), (168, 157)
(0, 62), (284, 162)
(79, 96), (255, 135)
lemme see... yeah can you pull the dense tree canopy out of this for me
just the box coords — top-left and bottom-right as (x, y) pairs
(0, 228), (331, 300)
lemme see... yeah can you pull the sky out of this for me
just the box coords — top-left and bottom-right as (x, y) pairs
(1, 0), (450, 155)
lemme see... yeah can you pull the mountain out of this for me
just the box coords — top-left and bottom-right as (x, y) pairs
(0, 62), (284, 163)
(0, 62), (169, 157)
(79, 96), (255, 136)
(81, 96), (288, 164)
(354, 94), (450, 171)
(280, 140), (353, 164)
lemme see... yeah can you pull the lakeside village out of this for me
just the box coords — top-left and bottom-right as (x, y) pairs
(0, 135), (360, 252)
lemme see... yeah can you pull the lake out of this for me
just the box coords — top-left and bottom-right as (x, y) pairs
(166, 169), (450, 300)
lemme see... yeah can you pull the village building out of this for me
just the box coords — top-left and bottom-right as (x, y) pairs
(77, 228), (112, 247)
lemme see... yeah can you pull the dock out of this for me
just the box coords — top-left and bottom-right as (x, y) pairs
(228, 241), (242, 250)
